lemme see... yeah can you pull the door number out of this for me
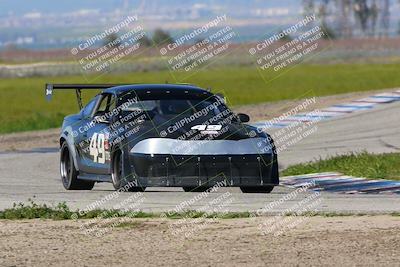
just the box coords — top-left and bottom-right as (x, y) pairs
(89, 133), (105, 164)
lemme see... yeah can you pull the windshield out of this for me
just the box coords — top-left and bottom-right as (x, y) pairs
(121, 97), (231, 120)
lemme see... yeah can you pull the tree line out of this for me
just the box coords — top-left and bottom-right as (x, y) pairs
(303, 0), (392, 38)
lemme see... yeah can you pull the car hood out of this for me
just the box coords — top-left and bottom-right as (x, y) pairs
(147, 114), (260, 140)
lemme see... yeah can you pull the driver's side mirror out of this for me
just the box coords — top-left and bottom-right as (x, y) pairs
(237, 113), (250, 123)
(94, 115), (110, 124)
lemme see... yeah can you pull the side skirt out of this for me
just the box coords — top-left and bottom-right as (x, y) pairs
(78, 173), (112, 183)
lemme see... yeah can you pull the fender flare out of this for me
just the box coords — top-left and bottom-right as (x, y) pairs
(60, 126), (80, 171)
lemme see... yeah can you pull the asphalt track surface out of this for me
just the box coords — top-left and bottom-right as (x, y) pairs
(0, 100), (399, 213)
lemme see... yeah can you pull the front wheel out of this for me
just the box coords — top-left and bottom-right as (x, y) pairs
(240, 186), (274, 193)
(182, 186), (211, 192)
(111, 150), (145, 192)
(60, 142), (94, 190)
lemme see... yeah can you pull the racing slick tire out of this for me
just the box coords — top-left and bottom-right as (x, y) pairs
(182, 186), (211, 192)
(111, 150), (146, 192)
(60, 142), (95, 190)
(240, 186), (274, 193)
(240, 157), (278, 193)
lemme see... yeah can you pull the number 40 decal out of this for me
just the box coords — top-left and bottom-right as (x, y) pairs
(89, 133), (106, 164)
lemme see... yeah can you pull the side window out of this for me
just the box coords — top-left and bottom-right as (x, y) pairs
(108, 95), (116, 112)
(82, 99), (97, 119)
(94, 94), (116, 116)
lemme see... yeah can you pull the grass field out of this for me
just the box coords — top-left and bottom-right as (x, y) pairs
(281, 152), (400, 181)
(2, 63), (400, 133)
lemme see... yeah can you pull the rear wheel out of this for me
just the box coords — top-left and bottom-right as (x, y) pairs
(60, 142), (94, 190)
(111, 150), (145, 192)
(240, 186), (274, 193)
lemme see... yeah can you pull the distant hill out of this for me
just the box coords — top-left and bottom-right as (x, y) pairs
(1, 0), (399, 50)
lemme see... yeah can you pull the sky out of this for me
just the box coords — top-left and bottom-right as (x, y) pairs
(0, 0), (298, 16)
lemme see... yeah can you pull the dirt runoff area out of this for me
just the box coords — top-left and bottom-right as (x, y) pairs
(0, 216), (399, 266)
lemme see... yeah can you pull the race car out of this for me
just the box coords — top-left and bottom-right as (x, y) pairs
(46, 83), (279, 193)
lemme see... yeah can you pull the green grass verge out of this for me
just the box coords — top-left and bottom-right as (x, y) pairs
(0, 200), (252, 220)
(0, 200), (397, 220)
(281, 152), (400, 181)
(2, 63), (400, 133)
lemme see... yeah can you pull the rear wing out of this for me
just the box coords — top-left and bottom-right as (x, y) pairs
(45, 84), (127, 109)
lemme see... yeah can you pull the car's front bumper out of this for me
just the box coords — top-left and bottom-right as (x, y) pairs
(126, 153), (278, 187)
(124, 137), (278, 187)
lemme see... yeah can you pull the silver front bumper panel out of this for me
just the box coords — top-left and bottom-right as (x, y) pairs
(130, 137), (272, 155)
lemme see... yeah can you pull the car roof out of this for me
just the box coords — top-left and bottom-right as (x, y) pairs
(103, 84), (212, 97)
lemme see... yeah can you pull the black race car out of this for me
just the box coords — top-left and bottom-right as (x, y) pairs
(46, 84), (278, 193)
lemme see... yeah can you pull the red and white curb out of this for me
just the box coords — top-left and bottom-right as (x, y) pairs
(281, 172), (400, 194)
(252, 89), (400, 129)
